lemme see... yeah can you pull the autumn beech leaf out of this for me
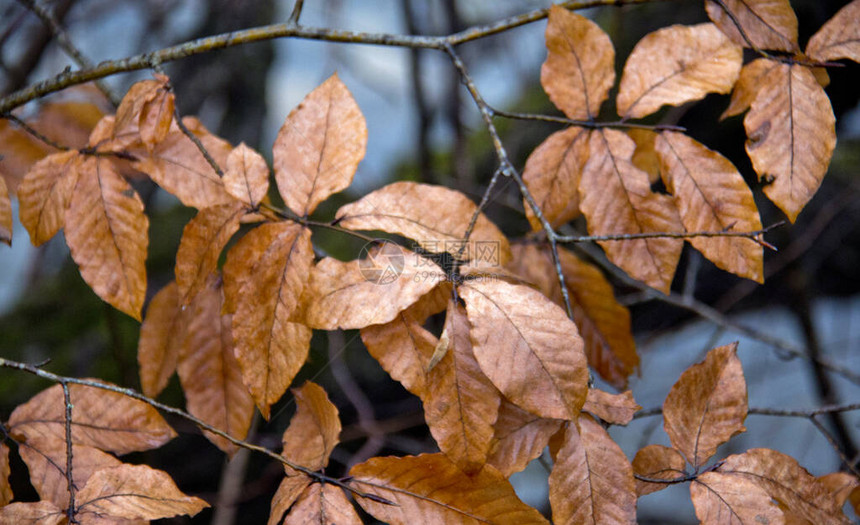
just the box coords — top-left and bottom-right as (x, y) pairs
(9, 382), (176, 454)
(522, 126), (588, 230)
(663, 343), (747, 469)
(487, 399), (562, 477)
(422, 301), (501, 474)
(0, 443), (12, 506)
(720, 58), (779, 120)
(350, 453), (549, 525)
(541, 5), (615, 119)
(583, 389), (640, 425)
(705, 0), (799, 52)
(459, 279), (588, 420)
(224, 142), (269, 206)
(549, 416), (637, 525)
(745, 63), (836, 222)
(690, 471), (785, 525)
(632, 444), (687, 496)
(74, 464), (208, 521)
(269, 475), (312, 525)
(137, 281), (182, 398)
(17, 150), (86, 245)
(286, 484), (362, 525)
(64, 156), (148, 320)
(628, 128), (661, 183)
(580, 129), (683, 293)
(655, 131), (764, 282)
(0, 175), (10, 245)
(807, 0), (860, 63)
(616, 23), (742, 119)
(281, 381), (341, 472)
(178, 277), (254, 455)
(818, 472), (860, 508)
(336, 181), (511, 264)
(0, 501), (64, 525)
(302, 243), (445, 330)
(273, 73), (366, 216)
(114, 74), (174, 147)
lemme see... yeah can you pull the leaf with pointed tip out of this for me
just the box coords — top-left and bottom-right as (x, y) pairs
(0, 175), (10, 245)
(705, 0), (799, 52)
(269, 475), (312, 525)
(745, 63), (836, 222)
(0, 443), (12, 505)
(549, 416), (637, 525)
(807, 0), (860, 63)
(486, 399), (562, 477)
(583, 389), (640, 425)
(350, 453), (549, 525)
(286, 484), (362, 525)
(460, 279), (588, 420)
(281, 382), (340, 472)
(655, 131), (763, 282)
(0, 501), (65, 525)
(274, 73), (366, 216)
(632, 444), (687, 496)
(664, 343), (747, 468)
(617, 23), (742, 119)
(224, 143), (269, 206)
(721, 58), (780, 119)
(9, 382), (176, 454)
(691, 471), (785, 525)
(541, 5), (615, 119)
(137, 281), (182, 398)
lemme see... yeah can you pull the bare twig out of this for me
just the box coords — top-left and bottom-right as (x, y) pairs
(61, 381), (77, 523)
(491, 108), (687, 132)
(287, 0), (305, 26)
(556, 221), (784, 250)
(1, 111), (71, 150)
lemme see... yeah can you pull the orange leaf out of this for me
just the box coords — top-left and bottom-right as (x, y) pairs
(268, 475), (311, 525)
(137, 281), (182, 398)
(286, 484), (362, 525)
(9, 382), (176, 454)
(522, 126), (588, 230)
(336, 181), (511, 265)
(423, 301), (501, 474)
(0, 175), (10, 245)
(663, 343), (747, 468)
(720, 58), (780, 120)
(541, 5), (615, 119)
(818, 472), (860, 508)
(549, 416), (637, 524)
(487, 399), (562, 478)
(632, 444), (687, 496)
(0, 443), (12, 506)
(224, 143), (269, 206)
(691, 471), (785, 525)
(580, 129), (683, 293)
(655, 131), (763, 282)
(459, 279), (588, 420)
(616, 23), (742, 119)
(0, 501), (65, 525)
(17, 150), (81, 245)
(745, 63), (836, 222)
(807, 0), (860, 63)
(628, 128), (661, 183)
(274, 73), (366, 216)
(75, 464), (208, 521)
(281, 381), (341, 472)
(583, 388), (640, 425)
(350, 453), (549, 525)
(114, 75), (173, 145)
(706, 0), (799, 52)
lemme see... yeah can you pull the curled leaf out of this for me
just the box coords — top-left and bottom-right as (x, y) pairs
(281, 381), (341, 472)
(583, 388), (640, 425)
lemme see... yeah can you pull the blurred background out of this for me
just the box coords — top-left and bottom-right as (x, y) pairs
(1, 0), (859, 523)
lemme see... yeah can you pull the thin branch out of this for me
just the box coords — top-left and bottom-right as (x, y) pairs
(173, 105), (224, 177)
(556, 221), (783, 250)
(1, 112), (71, 150)
(491, 108), (686, 132)
(633, 403), (860, 420)
(808, 416), (860, 478)
(287, 0), (305, 26)
(61, 381), (77, 524)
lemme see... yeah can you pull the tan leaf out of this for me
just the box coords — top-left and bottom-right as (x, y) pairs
(137, 281), (182, 398)
(178, 278), (254, 455)
(807, 0), (860, 63)
(285, 484), (361, 525)
(274, 73), (366, 216)
(632, 444), (687, 496)
(0, 117), (53, 193)
(336, 181), (511, 265)
(17, 150), (81, 245)
(583, 389), (640, 425)
(549, 416), (637, 525)
(617, 23), (742, 119)
(487, 399), (562, 477)
(9, 382), (176, 454)
(460, 279), (588, 420)
(691, 471), (785, 525)
(628, 129), (661, 183)
(0, 443), (12, 506)
(655, 131), (763, 282)
(350, 453), (549, 525)
(268, 475), (312, 525)
(706, 0), (799, 52)
(0, 175), (10, 245)
(423, 301), (501, 474)
(228, 223), (314, 418)
(75, 464), (207, 521)
(522, 126), (588, 230)
(65, 157), (148, 320)
(663, 343), (747, 468)
(114, 75), (173, 145)
(745, 63), (836, 222)
(175, 202), (245, 303)
(818, 472), (860, 508)
(224, 143), (269, 206)
(0, 501), (65, 525)
(303, 243), (445, 330)
(541, 5), (615, 119)
(721, 58), (780, 119)
(281, 382), (341, 472)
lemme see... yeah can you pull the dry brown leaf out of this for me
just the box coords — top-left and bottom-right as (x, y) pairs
(691, 471), (785, 525)
(655, 131), (763, 282)
(281, 382), (341, 472)
(17, 150), (83, 245)
(486, 399), (562, 477)
(0, 118), (52, 194)
(114, 75), (173, 145)
(137, 281), (182, 398)
(628, 129), (661, 183)
(336, 181), (511, 265)
(541, 5), (615, 119)
(350, 453), (549, 525)
(303, 243), (445, 330)
(75, 464), (207, 521)
(745, 63), (836, 222)
(64, 157), (148, 320)
(459, 279), (588, 420)
(632, 444), (687, 496)
(522, 126), (588, 231)
(617, 23), (742, 119)
(274, 73), (366, 216)
(549, 416), (637, 525)
(706, 0), (799, 52)
(580, 129), (683, 293)
(0, 443), (12, 506)
(178, 278), (254, 455)
(806, 0), (860, 62)
(663, 343), (747, 468)
(818, 472), (860, 508)
(268, 475), (312, 525)
(583, 389), (640, 425)
(9, 382), (176, 454)
(721, 58), (780, 119)
(423, 301), (501, 474)
(224, 143), (269, 206)
(285, 484), (362, 525)
(0, 175), (10, 245)
(0, 501), (65, 525)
